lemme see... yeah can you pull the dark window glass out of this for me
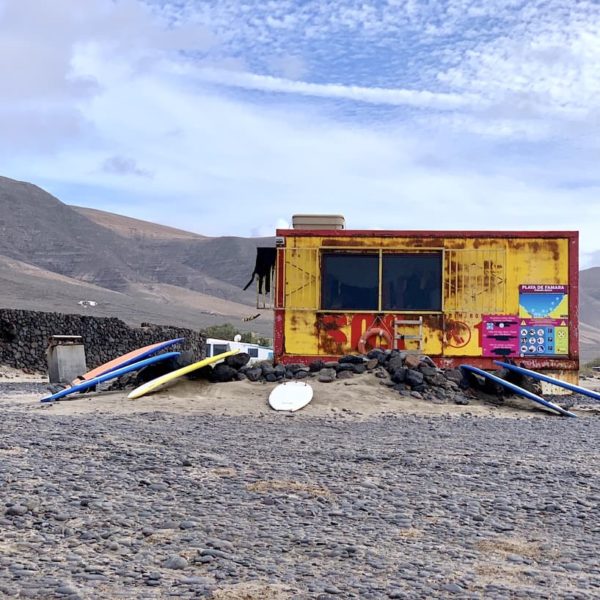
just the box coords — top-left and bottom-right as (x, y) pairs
(248, 347), (259, 358)
(383, 253), (442, 311)
(321, 253), (378, 310)
(213, 344), (229, 355)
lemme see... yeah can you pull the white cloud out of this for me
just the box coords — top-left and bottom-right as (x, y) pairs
(0, 0), (598, 268)
(102, 156), (153, 178)
(0, 0), (213, 153)
(437, 1), (600, 124)
(185, 67), (475, 110)
(267, 55), (308, 80)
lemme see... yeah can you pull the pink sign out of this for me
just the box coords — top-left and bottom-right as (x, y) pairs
(481, 315), (520, 358)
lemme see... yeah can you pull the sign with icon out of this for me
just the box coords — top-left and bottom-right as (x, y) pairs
(517, 285), (569, 356)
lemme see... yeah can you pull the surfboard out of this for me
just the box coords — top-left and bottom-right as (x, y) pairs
(127, 349), (240, 399)
(494, 361), (600, 402)
(269, 381), (314, 412)
(460, 364), (576, 418)
(41, 351), (181, 403)
(71, 338), (185, 384)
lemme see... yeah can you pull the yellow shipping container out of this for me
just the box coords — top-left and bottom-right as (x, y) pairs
(267, 228), (578, 380)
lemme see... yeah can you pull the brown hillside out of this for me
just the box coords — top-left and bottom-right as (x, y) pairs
(0, 254), (273, 337)
(0, 176), (270, 304)
(72, 206), (207, 240)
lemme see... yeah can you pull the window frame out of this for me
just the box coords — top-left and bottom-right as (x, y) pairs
(381, 252), (443, 312)
(319, 249), (444, 313)
(320, 251), (380, 311)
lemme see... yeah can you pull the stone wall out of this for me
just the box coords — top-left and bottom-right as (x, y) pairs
(0, 309), (205, 374)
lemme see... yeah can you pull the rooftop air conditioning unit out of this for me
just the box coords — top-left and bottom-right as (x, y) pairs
(292, 214), (345, 230)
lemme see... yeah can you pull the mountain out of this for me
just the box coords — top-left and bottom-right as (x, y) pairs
(0, 176), (272, 302)
(72, 206), (206, 240)
(75, 205), (271, 297)
(0, 254), (262, 332)
(0, 176), (273, 337)
(579, 267), (600, 363)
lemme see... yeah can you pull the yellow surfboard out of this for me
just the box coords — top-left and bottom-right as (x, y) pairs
(127, 349), (240, 399)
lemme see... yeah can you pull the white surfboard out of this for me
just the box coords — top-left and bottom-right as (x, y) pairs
(268, 381), (313, 412)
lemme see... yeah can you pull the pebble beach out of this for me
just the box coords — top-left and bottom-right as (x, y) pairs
(0, 375), (599, 599)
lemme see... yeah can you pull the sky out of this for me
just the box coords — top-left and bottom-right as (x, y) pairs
(1, 0), (599, 267)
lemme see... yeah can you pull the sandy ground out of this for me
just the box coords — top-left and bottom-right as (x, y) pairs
(2, 367), (599, 420)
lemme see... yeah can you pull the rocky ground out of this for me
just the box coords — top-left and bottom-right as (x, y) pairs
(0, 381), (599, 599)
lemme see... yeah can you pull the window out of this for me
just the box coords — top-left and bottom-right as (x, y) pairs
(213, 344), (229, 355)
(321, 253), (378, 310)
(320, 251), (443, 311)
(382, 253), (442, 311)
(248, 347), (259, 358)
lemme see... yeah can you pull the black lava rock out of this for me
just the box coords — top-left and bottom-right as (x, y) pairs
(245, 368), (262, 382)
(210, 364), (238, 383)
(391, 368), (407, 384)
(339, 355), (365, 365)
(405, 369), (425, 388)
(187, 365), (213, 381)
(309, 360), (325, 372)
(225, 353), (251, 370)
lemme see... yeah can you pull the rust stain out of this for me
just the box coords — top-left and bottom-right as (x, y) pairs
(422, 314), (443, 329)
(422, 314), (444, 346)
(443, 318), (473, 348)
(315, 314), (347, 355)
(443, 239), (468, 250)
(510, 239), (559, 259)
(546, 240), (560, 261)
(322, 238), (367, 247)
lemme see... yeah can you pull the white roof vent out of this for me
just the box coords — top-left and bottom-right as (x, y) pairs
(292, 214), (345, 230)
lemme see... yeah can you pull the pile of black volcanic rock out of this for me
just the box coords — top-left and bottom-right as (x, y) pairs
(202, 349), (473, 405)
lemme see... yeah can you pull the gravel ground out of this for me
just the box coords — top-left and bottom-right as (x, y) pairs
(0, 389), (599, 599)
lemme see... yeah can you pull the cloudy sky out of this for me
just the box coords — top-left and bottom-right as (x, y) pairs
(1, 0), (599, 267)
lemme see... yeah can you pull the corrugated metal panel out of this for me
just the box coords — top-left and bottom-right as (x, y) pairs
(283, 247), (319, 310)
(444, 248), (507, 314)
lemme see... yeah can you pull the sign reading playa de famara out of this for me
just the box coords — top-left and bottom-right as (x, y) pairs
(518, 284), (569, 356)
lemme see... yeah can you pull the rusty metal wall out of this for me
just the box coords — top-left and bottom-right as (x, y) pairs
(273, 231), (578, 374)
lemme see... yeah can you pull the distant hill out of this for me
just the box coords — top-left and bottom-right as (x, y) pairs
(0, 254), (270, 334)
(72, 206), (206, 240)
(0, 175), (273, 337)
(0, 176), (272, 302)
(580, 267), (600, 363)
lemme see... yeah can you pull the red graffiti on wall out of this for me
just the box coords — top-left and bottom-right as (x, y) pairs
(318, 314), (348, 353)
(349, 315), (396, 350)
(318, 314), (397, 352)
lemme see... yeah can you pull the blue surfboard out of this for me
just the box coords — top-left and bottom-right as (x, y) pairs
(460, 364), (576, 418)
(495, 361), (600, 402)
(41, 351), (181, 403)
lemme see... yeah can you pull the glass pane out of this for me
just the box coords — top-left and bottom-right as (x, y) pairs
(248, 347), (259, 357)
(383, 253), (442, 311)
(322, 253), (379, 310)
